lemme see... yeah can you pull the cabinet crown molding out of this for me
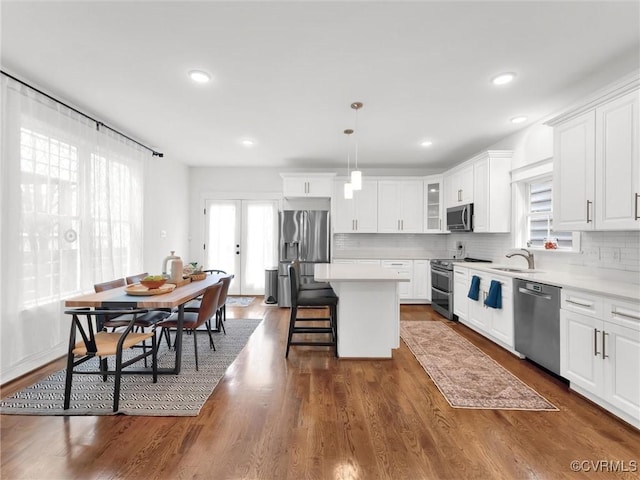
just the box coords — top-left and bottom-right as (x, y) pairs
(546, 71), (640, 126)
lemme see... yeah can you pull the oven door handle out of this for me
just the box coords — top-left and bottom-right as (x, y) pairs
(431, 268), (450, 277)
(431, 286), (452, 296)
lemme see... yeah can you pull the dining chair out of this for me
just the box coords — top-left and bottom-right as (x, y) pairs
(157, 281), (223, 371)
(125, 272), (148, 285)
(63, 307), (158, 412)
(93, 278), (171, 363)
(184, 273), (234, 334)
(285, 263), (338, 358)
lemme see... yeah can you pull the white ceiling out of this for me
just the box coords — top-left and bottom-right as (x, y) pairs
(1, 1), (639, 171)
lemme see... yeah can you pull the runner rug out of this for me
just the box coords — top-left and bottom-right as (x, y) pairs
(400, 321), (558, 411)
(0, 318), (262, 416)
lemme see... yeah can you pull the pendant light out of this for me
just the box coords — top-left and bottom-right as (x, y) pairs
(343, 129), (354, 199)
(350, 102), (363, 191)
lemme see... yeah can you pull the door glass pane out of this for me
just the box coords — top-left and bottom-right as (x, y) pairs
(206, 203), (237, 276)
(243, 202), (276, 293)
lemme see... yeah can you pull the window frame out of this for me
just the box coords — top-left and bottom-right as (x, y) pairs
(512, 159), (581, 253)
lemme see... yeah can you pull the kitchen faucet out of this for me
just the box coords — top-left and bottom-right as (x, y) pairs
(505, 248), (535, 269)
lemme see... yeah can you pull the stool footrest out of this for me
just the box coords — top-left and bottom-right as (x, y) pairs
(292, 327), (333, 333)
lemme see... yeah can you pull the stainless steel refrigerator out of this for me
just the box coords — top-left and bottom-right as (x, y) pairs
(278, 210), (330, 307)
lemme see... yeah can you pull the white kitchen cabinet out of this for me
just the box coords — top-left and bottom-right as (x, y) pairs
(377, 180), (424, 233)
(453, 266), (469, 321)
(444, 163), (474, 208)
(462, 269), (514, 349)
(595, 90), (640, 230)
(423, 175), (445, 233)
(381, 260), (414, 299)
(332, 179), (378, 233)
(472, 151), (512, 233)
(413, 260), (431, 301)
(549, 82), (639, 231)
(281, 173), (335, 198)
(560, 289), (640, 428)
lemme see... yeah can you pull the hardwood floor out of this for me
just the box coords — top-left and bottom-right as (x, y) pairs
(2, 302), (639, 479)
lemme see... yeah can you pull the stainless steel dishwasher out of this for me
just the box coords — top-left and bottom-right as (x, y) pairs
(514, 280), (562, 375)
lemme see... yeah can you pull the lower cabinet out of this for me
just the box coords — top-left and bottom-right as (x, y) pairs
(333, 259), (430, 303)
(455, 267), (515, 351)
(561, 290), (640, 428)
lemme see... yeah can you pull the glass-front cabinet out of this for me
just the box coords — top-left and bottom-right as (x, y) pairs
(423, 175), (445, 233)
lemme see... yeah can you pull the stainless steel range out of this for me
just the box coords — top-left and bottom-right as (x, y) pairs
(430, 257), (491, 320)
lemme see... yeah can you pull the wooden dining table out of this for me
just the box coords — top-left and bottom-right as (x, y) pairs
(64, 273), (224, 374)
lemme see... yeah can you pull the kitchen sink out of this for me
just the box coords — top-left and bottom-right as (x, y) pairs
(491, 267), (535, 273)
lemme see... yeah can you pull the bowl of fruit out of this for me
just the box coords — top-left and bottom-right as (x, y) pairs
(140, 275), (167, 290)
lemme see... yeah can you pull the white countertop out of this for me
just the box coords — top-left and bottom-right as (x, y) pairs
(315, 263), (410, 282)
(455, 263), (640, 302)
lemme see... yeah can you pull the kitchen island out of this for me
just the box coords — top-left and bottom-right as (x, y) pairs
(314, 263), (409, 358)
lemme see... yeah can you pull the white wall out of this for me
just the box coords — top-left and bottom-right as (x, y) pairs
(144, 156), (190, 274)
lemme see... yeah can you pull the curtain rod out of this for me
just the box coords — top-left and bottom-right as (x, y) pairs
(1, 70), (164, 158)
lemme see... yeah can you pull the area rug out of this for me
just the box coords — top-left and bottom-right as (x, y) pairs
(226, 296), (255, 307)
(400, 321), (558, 411)
(0, 318), (262, 416)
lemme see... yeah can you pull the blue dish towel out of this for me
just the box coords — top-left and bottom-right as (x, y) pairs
(468, 275), (481, 301)
(484, 280), (503, 309)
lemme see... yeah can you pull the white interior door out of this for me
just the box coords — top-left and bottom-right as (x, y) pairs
(205, 199), (277, 295)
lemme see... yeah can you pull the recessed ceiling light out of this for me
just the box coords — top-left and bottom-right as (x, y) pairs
(511, 116), (528, 124)
(492, 72), (516, 86)
(420, 140), (433, 147)
(188, 70), (211, 83)
(241, 139), (255, 147)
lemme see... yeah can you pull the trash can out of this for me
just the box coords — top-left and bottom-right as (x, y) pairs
(264, 268), (278, 304)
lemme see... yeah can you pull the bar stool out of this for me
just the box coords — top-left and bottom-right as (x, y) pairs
(285, 264), (338, 358)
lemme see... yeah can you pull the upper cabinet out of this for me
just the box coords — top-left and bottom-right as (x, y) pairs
(442, 150), (512, 233)
(444, 163), (474, 208)
(548, 75), (639, 231)
(281, 173), (336, 198)
(473, 151), (512, 233)
(423, 175), (445, 233)
(332, 179), (378, 233)
(377, 180), (424, 233)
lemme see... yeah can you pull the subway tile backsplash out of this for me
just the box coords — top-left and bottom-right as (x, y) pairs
(334, 231), (640, 274)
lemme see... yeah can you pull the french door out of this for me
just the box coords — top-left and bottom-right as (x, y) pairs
(204, 199), (278, 295)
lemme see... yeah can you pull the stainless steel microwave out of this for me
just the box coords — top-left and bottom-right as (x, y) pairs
(447, 203), (473, 232)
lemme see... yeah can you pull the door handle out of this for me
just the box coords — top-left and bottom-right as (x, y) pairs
(594, 328), (600, 357)
(586, 200), (593, 223)
(635, 193), (639, 220)
(602, 330), (609, 359)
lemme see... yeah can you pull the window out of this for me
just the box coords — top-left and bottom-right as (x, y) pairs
(518, 175), (577, 251)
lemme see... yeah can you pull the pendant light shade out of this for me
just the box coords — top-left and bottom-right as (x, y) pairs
(344, 182), (354, 199)
(350, 170), (362, 190)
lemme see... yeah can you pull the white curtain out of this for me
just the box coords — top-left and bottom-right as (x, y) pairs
(0, 75), (145, 382)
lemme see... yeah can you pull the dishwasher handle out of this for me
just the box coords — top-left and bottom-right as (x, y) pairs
(518, 287), (552, 301)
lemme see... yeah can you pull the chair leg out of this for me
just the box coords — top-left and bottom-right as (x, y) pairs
(63, 354), (75, 410)
(114, 352), (123, 412)
(217, 310), (226, 334)
(285, 305), (297, 358)
(193, 329), (199, 371)
(101, 358), (109, 381)
(204, 319), (216, 351)
(152, 333), (158, 383)
(332, 304), (338, 358)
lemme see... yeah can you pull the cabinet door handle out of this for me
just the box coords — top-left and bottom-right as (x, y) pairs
(586, 200), (593, 223)
(602, 330), (608, 359)
(355, 219), (358, 231)
(635, 193), (639, 220)
(401, 219), (404, 230)
(594, 328), (600, 357)
(439, 218), (442, 230)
